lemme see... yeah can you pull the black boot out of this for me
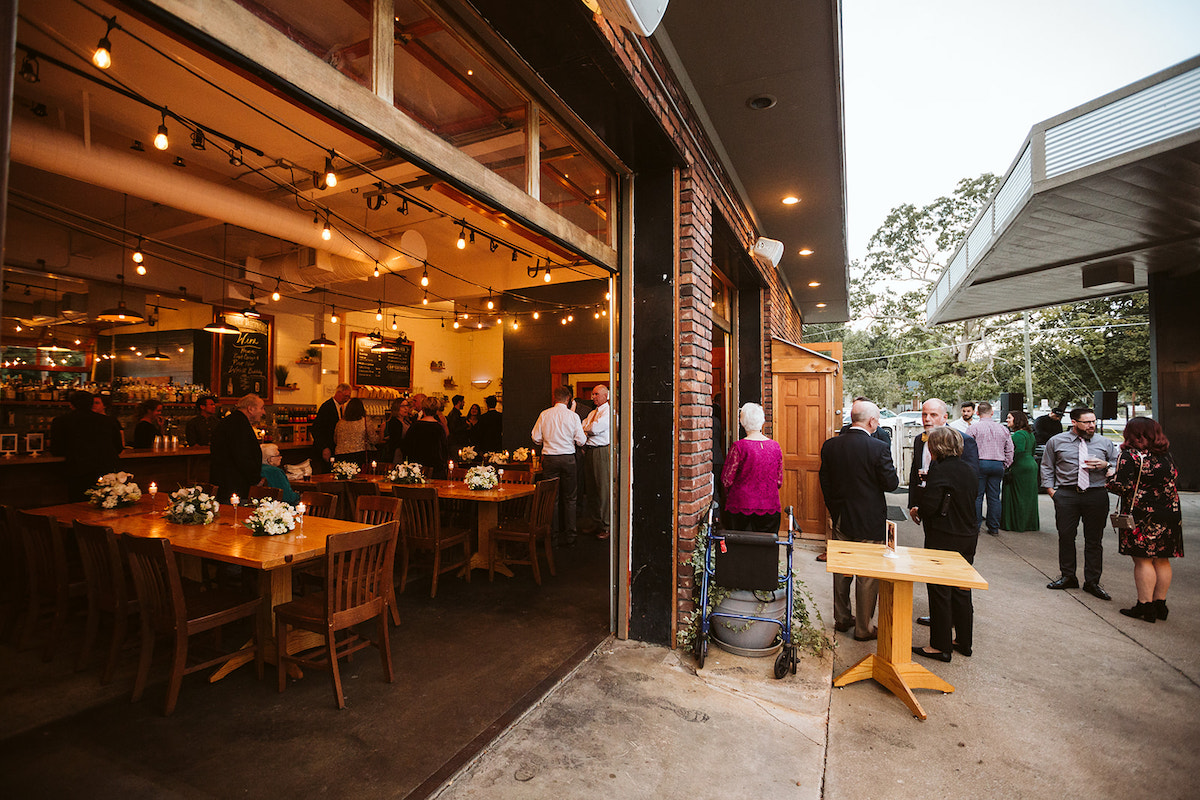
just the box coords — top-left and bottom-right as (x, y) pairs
(1119, 601), (1156, 622)
(1154, 598), (1169, 620)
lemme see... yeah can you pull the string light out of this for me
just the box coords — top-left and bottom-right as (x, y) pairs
(391, 314), (398, 331)
(421, 266), (429, 287)
(453, 319), (460, 329)
(422, 291), (429, 306)
(487, 291), (494, 310)
(457, 225), (466, 250)
(321, 218), (332, 241)
(373, 262), (380, 278)
(533, 311), (539, 320)
(376, 302), (384, 322)
(330, 307), (339, 324)
(92, 17), (116, 69)
(544, 267), (552, 283)
(132, 239), (144, 264)
(271, 279), (281, 302)
(323, 152), (337, 188)
(153, 110), (169, 150)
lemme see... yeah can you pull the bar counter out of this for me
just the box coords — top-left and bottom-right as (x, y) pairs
(0, 441), (312, 508)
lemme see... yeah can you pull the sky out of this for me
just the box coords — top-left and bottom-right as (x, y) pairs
(842, 0), (1200, 262)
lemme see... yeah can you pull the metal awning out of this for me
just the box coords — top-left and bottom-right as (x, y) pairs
(927, 55), (1200, 326)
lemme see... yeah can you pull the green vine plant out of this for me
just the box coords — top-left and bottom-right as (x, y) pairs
(677, 510), (834, 658)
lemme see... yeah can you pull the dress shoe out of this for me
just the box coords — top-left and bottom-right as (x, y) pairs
(834, 616), (855, 633)
(1082, 582), (1112, 601)
(853, 631), (878, 642)
(952, 641), (972, 657)
(986, 529), (999, 536)
(912, 646), (951, 663)
(1047, 576), (1080, 590)
(1119, 601), (1156, 622)
(916, 616), (931, 626)
(1154, 598), (1169, 620)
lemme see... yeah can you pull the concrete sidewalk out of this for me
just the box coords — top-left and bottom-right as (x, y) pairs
(435, 491), (1200, 799)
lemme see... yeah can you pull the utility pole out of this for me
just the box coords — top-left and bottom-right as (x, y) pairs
(1023, 312), (1033, 411)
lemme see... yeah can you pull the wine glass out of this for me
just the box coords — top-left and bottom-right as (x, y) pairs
(295, 501), (307, 539)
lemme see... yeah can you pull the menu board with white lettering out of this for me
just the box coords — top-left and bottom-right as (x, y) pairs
(216, 311), (272, 400)
(351, 332), (413, 389)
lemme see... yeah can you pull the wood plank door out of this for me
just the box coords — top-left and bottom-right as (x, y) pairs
(774, 372), (831, 539)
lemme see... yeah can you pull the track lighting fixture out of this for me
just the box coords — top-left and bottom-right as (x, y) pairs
(93, 17), (117, 69)
(19, 53), (39, 83)
(154, 110), (169, 151)
(457, 225), (466, 250)
(173, 157), (186, 168)
(31, 103), (47, 117)
(191, 129), (206, 150)
(399, 198), (409, 215)
(511, 249), (518, 262)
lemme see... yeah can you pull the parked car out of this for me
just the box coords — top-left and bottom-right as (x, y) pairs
(841, 407), (901, 434)
(896, 410), (923, 426)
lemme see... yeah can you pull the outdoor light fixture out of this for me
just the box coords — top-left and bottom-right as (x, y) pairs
(93, 18), (117, 69)
(153, 111), (169, 151)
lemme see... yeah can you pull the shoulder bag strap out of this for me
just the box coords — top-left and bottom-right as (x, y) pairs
(1124, 452), (1144, 515)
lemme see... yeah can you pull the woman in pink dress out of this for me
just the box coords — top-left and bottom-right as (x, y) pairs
(720, 402), (783, 532)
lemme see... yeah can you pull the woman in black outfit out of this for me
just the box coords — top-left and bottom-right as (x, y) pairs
(132, 399), (163, 448)
(913, 426), (979, 663)
(402, 395), (449, 478)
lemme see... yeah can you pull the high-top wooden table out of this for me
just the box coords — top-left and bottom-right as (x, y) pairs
(826, 540), (988, 720)
(310, 474), (536, 576)
(34, 498), (371, 679)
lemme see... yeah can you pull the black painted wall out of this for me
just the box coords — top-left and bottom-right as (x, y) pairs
(1150, 271), (1200, 491)
(737, 257), (764, 413)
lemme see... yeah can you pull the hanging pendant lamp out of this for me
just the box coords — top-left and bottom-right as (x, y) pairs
(204, 224), (240, 335)
(309, 289), (336, 347)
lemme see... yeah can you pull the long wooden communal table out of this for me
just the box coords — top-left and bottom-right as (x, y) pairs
(826, 540), (989, 720)
(309, 474), (536, 576)
(33, 497), (371, 680)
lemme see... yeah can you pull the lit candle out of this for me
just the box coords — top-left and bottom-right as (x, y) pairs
(296, 501), (307, 516)
(371, 460), (377, 472)
(230, 493), (240, 507)
(448, 459), (455, 472)
(498, 469), (504, 481)
(148, 482), (157, 496)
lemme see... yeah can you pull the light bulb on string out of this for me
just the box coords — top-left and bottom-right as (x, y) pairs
(391, 314), (398, 332)
(487, 291), (494, 311)
(453, 319), (460, 329)
(421, 266), (429, 287)
(323, 152), (337, 188)
(567, 314), (574, 322)
(271, 280), (281, 302)
(373, 263), (380, 278)
(321, 219), (332, 241)
(544, 267), (552, 283)
(153, 111), (169, 150)
(376, 303), (384, 322)
(422, 292), (429, 306)
(132, 240), (144, 264)
(330, 307), (339, 325)
(533, 311), (539, 320)
(456, 224), (466, 250)
(92, 18), (116, 69)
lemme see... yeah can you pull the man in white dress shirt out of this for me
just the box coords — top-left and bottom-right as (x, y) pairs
(532, 386), (586, 546)
(582, 385), (612, 539)
(949, 401), (976, 433)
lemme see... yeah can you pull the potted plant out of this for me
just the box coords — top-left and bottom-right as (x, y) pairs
(274, 364), (290, 388)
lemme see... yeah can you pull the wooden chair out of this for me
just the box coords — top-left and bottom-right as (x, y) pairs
(298, 491), (338, 519)
(73, 521), (138, 683)
(121, 533), (263, 716)
(275, 521), (398, 709)
(364, 461), (393, 475)
(189, 482), (219, 496)
(345, 481), (380, 518)
(248, 485), (283, 502)
(17, 510), (85, 661)
(392, 486), (470, 598)
(356, 496), (402, 625)
(498, 469), (535, 484)
(496, 468), (535, 524)
(489, 478), (559, 585)
(0, 504), (27, 642)
(448, 467), (468, 481)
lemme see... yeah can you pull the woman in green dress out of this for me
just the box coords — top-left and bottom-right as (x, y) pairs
(1001, 410), (1039, 531)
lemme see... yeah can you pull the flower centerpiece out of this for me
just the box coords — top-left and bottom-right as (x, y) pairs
(330, 460), (361, 480)
(85, 472), (143, 509)
(511, 447), (532, 463)
(484, 450), (510, 465)
(386, 462), (425, 484)
(243, 498), (298, 537)
(464, 465), (498, 490)
(458, 445), (477, 463)
(162, 485), (220, 525)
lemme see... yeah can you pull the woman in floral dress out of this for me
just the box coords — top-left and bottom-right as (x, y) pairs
(1106, 417), (1183, 623)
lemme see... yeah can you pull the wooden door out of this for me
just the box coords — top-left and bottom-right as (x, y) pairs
(775, 372), (831, 539)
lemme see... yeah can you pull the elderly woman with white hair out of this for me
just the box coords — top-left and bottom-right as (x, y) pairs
(260, 443), (300, 504)
(720, 402), (784, 532)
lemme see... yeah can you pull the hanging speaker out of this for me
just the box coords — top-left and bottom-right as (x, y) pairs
(1000, 392), (1024, 419)
(1093, 390), (1118, 420)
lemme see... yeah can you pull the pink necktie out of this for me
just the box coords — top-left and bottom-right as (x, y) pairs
(1077, 439), (1090, 490)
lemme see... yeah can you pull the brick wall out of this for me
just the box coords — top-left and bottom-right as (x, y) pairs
(593, 17), (806, 640)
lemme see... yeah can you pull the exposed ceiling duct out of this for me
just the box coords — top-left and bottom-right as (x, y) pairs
(9, 117), (425, 282)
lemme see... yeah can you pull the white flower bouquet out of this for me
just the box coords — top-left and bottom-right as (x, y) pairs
(386, 462), (425, 484)
(458, 445), (477, 462)
(330, 460), (361, 480)
(484, 450), (510, 465)
(162, 485), (220, 525)
(244, 498), (298, 537)
(464, 465), (498, 490)
(511, 447), (532, 462)
(85, 472), (143, 509)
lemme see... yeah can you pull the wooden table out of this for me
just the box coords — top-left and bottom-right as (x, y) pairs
(309, 475), (536, 576)
(826, 540), (989, 720)
(34, 498), (371, 679)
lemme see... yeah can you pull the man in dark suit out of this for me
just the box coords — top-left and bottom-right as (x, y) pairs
(838, 396), (892, 446)
(819, 400), (900, 641)
(210, 394), (266, 503)
(311, 383), (351, 473)
(475, 394), (503, 453)
(50, 390), (124, 501)
(909, 397), (981, 627)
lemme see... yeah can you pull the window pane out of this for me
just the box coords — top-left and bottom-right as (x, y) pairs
(539, 117), (611, 245)
(235, 0), (372, 88)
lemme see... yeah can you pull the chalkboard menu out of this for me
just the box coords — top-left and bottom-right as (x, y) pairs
(216, 311), (272, 400)
(351, 332), (413, 389)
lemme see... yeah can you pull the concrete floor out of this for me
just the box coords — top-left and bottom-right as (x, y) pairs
(4, 492), (1197, 799)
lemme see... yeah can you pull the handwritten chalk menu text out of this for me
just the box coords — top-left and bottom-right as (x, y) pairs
(217, 312), (272, 399)
(351, 332), (413, 389)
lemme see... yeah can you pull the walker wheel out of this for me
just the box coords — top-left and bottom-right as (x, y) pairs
(773, 649), (788, 679)
(697, 637), (708, 669)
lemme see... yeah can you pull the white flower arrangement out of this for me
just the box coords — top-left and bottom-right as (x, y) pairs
(330, 460), (361, 480)
(244, 498), (298, 537)
(162, 486), (220, 525)
(458, 445), (477, 462)
(511, 447), (532, 462)
(386, 462), (425, 484)
(464, 465), (498, 490)
(85, 472), (143, 509)
(484, 450), (510, 465)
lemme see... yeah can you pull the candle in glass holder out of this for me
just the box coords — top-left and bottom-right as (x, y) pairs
(497, 469), (504, 482)
(295, 501), (307, 538)
(148, 482), (158, 510)
(448, 459), (455, 473)
(230, 493), (240, 526)
(371, 460), (377, 473)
